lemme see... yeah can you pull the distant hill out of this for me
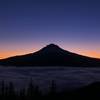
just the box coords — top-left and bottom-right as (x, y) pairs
(0, 44), (100, 67)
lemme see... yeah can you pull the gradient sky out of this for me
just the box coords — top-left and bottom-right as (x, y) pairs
(0, 0), (100, 59)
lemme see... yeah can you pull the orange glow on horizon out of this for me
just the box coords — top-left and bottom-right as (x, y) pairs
(69, 49), (100, 59)
(0, 49), (100, 59)
(77, 51), (100, 58)
(0, 49), (38, 59)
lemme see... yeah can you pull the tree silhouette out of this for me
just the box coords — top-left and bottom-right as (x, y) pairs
(7, 82), (16, 100)
(26, 79), (35, 100)
(48, 80), (57, 98)
(1, 80), (5, 100)
(19, 88), (26, 100)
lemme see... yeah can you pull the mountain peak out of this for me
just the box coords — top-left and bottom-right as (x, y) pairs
(39, 44), (63, 53)
(46, 44), (60, 48)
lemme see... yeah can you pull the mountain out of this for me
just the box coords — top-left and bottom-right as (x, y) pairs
(0, 44), (100, 67)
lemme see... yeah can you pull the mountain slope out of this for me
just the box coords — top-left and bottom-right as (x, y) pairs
(0, 44), (100, 67)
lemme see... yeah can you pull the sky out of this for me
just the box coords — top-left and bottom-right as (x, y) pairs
(0, 0), (100, 59)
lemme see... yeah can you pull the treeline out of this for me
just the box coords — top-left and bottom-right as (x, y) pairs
(0, 80), (100, 100)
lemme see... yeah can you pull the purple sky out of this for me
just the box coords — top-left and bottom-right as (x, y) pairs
(0, 0), (100, 58)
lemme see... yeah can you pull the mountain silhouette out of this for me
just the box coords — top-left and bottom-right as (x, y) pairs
(0, 44), (100, 67)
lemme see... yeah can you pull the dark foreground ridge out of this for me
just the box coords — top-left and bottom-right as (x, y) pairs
(0, 80), (100, 100)
(0, 44), (100, 67)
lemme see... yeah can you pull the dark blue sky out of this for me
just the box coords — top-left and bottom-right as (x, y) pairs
(0, 0), (100, 58)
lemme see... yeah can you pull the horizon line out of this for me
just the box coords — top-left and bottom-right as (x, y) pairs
(0, 44), (100, 60)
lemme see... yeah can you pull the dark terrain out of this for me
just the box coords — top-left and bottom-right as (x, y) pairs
(0, 80), (100, 100)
